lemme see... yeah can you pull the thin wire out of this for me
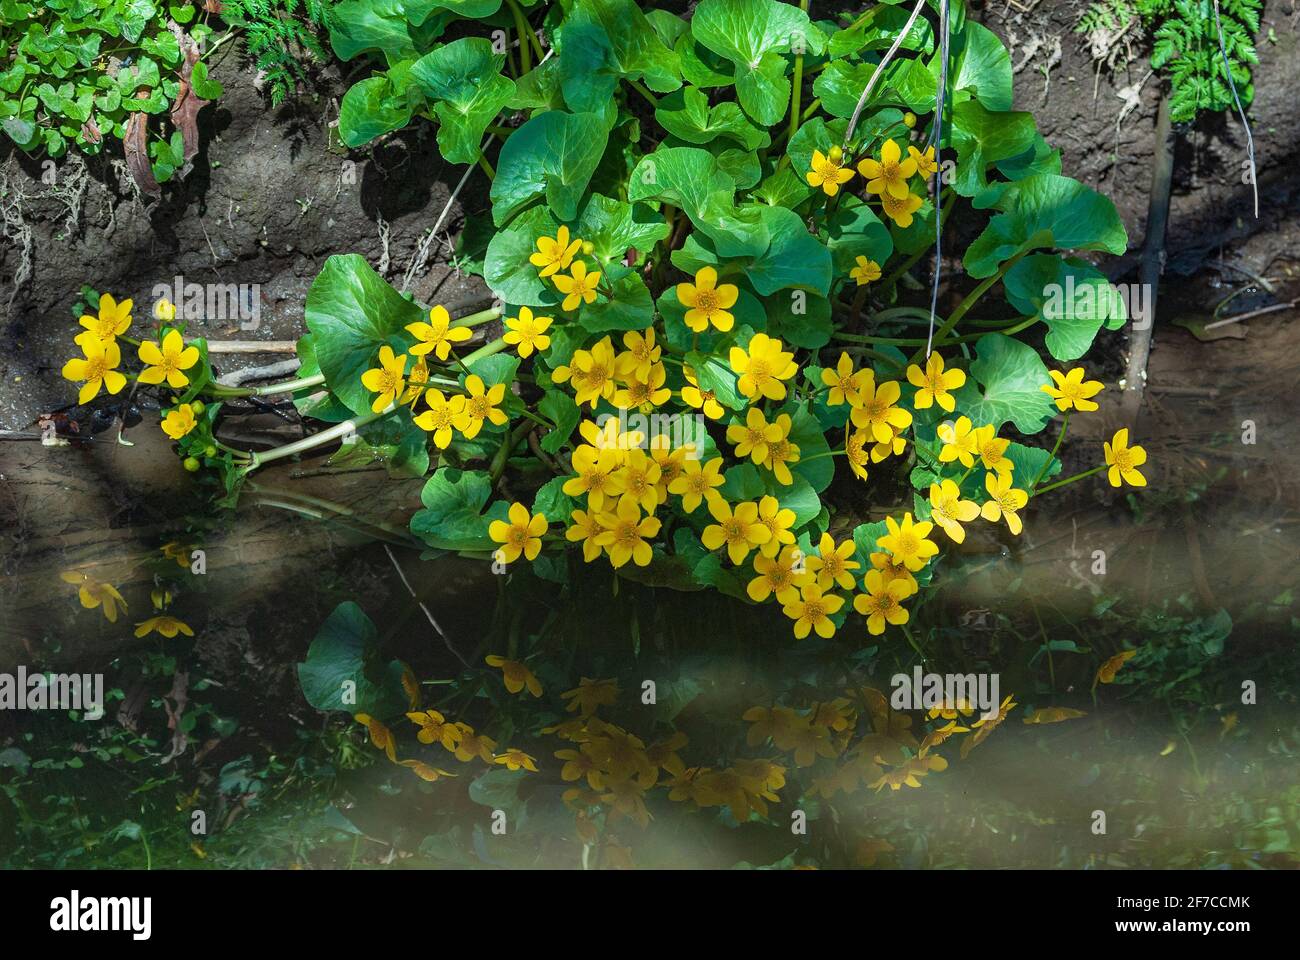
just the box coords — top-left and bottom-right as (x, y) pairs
(1211, 0), (1258, 219)
(925, 0), (951, 358)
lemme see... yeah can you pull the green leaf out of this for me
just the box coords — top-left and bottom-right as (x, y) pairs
(1004, 441), (1059, 489)
(329, 0), (419, 64)
(745, 205), (832, 296)
(1004, 255), (1127, 362)
(690, 0), (823, 124)
(655, 85), (770, 151)
(483, 206), (562, 307)
(951, 20), (1013, 112)
(787, 405), (834, 492)
(490, 110), (609, 226)
(824, 195), (894, 275)
(686, 350), (745, 411)
(558, 0), (681, 114)
(964, 174), (1129, 279)
(765, 290), (832, 349)
(410, 467), (500, 550)
(338, 73), (413, 147)
(539, 389), (580, 453)
(410, 38), (515, 164)
(578, 271), (655, 333)
(952, 333), (1056, 435)
(948, 100), (1038, 199)
(297, 602), (409, 719)
(304, 254), (425, 417)
(574, 193), (670, 263)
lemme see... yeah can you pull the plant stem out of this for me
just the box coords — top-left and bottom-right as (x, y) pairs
(1032, 411), (1070, 489)
(627, 78), (658, 108)
(462, 337), (509, 367)
(246, 408), (389, 470)
(787, 0), (811, 145)
(913, 247), (1031, 363)
(477, 152), (496, 180)
(1032, 463), (1105, 497)
(506, 0), (533, 74)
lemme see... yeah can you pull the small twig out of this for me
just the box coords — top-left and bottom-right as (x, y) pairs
(1202, 299), (1298, 332)
(206, 340), (299, 354)
(1212, 0), (1258, 218)
(382, 544), (467, 666)
(216, 358), (302, 387)
(843, 0), (927, 146)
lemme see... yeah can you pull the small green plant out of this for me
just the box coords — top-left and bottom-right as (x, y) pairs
(0, 0), (223, 183)
(219, 0), (334, 107)
(1076, 0), (1263, 122)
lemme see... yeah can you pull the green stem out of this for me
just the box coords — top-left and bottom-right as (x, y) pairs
(206, 372), (327, 399)
(1032, 411), (1070, 490)
(787, 0), (811, 144)
(915, 248), (1032, 362)
(1031, 463), (1105, 497)
(462, 337), (509, 367)
(477, 152), (496, 180)
(627, 78), (658, 108)
(506, 0), (532, 74)
(246, 408), (389, 470)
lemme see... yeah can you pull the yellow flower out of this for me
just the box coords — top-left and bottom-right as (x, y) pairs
(553, 260), (601, 310)
(727, 407), (780, 464)
(748, 545), (813, 604)
(869, 551), (917, 598)
(563, 445), (626, 511)
(908, 144), (938, 179)
(594, 497), (661, 568)
(611, 363), (671, 411)
(854, 569), (911, 635)
(133, 615), (195, 639)
(729, 333), (797, 401)
(615, 327), (662, 382)
(161, 403), (198, 440)
(561, 677), (619, 716)
(755, 494), (796, 559)
(877, 512), (938, 572)
(59, 570), (127, 622)
(403, 357), (431, 406)
(667, 456), (725, 513)
(489, 502), (547, 563)
(701, 499), (770, 565)
(806, 148), (855, 196)
(937, 415), (977, 467)
(972, 423), (1012, 476)
(137, 328), (201, 389)
(807, 532), (860, 591)
(564, 336), (618, 408)
(356, 713), (398, 762)
(360, 344), (408, 413)
(822, 352), (870, 407)
(494, 748), (539, 772)
(485, 655), (542, 697)
(566, 508), (606, 562)
(407, 709), (458, 747)
(649, 434), (694, 497)
(928, 478), (981, 543)
(449, 723), (497, 763)
(530, 225), (582, 277)
(676, 266), (739, 332)
(1104, 428), (1148, 487)
(401, 759), (456, 782)
(849, 256), (882, 287)
(907, 352), (965, 412)
(681, 365), (725, 419)
(850, 378), (912, 442)
(615, 447), (662, 514)
(406, 305), (472, 361)
(1042, 367), (1104, 412)
(62, 339), (127, 404)
(871, 422), (908, 463)
(1095, 648), (1137, 685)
(74, 292), (133, 349)
(412, 389), (466, 448)
(846, 427), (872, 481)
(763, 415), (801, 486)
(858, 138), (918, 198)
(502, 306), (552, 358)
(782, 583), (844, 639)
(880, 189), (925, 228)
(456, 374), (509, 439)
(153, 297), (176, 321)
(980, 472), (1029, 535)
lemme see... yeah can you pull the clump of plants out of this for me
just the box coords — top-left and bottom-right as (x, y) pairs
(56, 0), (1155, 861)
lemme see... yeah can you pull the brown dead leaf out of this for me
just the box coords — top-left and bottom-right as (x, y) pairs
(80, 118), (102, 146)
(123, 110), (160, 195)
(169, 34), (209, 168)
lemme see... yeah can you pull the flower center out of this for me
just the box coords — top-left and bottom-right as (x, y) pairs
(694, 289), (718, 313)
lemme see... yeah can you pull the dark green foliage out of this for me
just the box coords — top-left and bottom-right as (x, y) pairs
(221, 0), (333, 106)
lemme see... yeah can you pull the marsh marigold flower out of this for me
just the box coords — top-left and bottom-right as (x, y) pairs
(502, 306), (553, 358)
(667, 456), (725, 513)
(1042, 367), (1104, 412)
(615, 327), (662, 382)
(755, 494), (797, 559)
(929, 479), (981, 543)
(75, 293), (133, 349)
(748, 545), (813, 604)
(138, 329), (200, 389)
(677, 266), (739, 332)
(849, 256), (882, 287)
(594, 497), (661, 568)
(806, 148), (855, 196)
(562, 677), (619, 716)
(702, 498), (770, 564)
(727, 407), (779, 464)
(355, 713), (397, 762)
(494, 748), (539, 772)
(456, 374), (508, 439)
(807, 533), (860, 591)
(973, 423), (1013, 476)
(406, 305), (471, 361)
(59, 570), (127, 622)
(489, 502), (547, 563)
(566, 508), (606, 562)
(937, 416), (977, 467)
(907, 352), (965, 412)
(412, 389), (466, 448)
(763, 416), (801, 486)
(822, 352), (869, 406)
(161, 403), (198, 440)
(530, 225), (581, 277)
(850, 378), (912, 442)
(134, 615), (194, 639)
(564, 446), (626, 511)
(858, 138), (917, 198)
(485, 655), (542, 697)
(1104, 428), (1147, 488)
(553, 260), (601, 310)
(854, 569), (911, 636)
(782, 583), (844, 639)
(980, 472), (1028, 535)
(729, 333), (798, 401)
(881, 190), (924, 228)
(909, 144), (938, 179)
(877, 512), (938, 571)
(681, 366), (725, 419)
(360, 345), (408, 413)
(62, 339), (127, 404)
